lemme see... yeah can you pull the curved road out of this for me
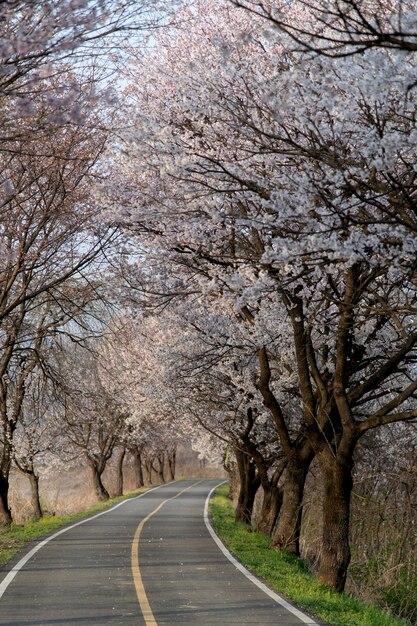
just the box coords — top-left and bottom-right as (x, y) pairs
(0, 479), (322, 626)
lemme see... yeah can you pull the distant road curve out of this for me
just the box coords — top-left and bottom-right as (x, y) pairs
(0, 479), (323, 625)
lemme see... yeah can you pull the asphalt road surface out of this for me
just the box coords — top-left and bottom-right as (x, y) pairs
(0, 479), (322, 626)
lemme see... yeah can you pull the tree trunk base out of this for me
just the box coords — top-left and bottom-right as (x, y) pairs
(256, 485), (282, 535)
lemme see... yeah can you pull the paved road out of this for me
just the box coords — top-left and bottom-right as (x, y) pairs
(0, 479), (321, 626)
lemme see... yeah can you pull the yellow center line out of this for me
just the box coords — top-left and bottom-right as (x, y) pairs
(131, 481), (204, 626)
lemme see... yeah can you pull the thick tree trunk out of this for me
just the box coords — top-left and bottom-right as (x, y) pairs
(256, 483), (282, 535)
(167, 449), (176, 480)
(27, 472), (43, 519)
(89, 463), (109, 501)
(0, 472), (12, 525)
(157, 454), (165, 483)
(0, 433), (13, 525)
(132, 450), (144, 488)
(144, 459), (153, 484)
(271, 451), (313, 555)
(225, 460), (239, 501)
(317, 456), (353, 591)
(234, 448), (260, 524)
(114, 448), (126, 497)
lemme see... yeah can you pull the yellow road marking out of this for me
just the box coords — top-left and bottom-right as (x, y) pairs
(131, 481), (203, 626)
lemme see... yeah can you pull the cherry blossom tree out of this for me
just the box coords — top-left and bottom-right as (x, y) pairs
(123, 313), (198, 484)
(0, 85), (120, 522)
(12, 373), (58, 519)
(0, 0), (169, 139)
(231, 0), (417, 57)
(101, 0), (417, 591)
(55, 343), (127, 501)
(0, 271), (113, 523)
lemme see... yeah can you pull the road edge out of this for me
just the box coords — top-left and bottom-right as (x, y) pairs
(0, 481), (173, 599)
(203, 481), (320, 626)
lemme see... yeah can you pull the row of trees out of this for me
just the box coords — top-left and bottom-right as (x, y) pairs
(11, 319), (182, 516)
(1, 0), (415, 614)
(101, 0), (416, 596)
(0, 0), (187, 523)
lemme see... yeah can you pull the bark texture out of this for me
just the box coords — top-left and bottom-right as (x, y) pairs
(317, 450), (354, 591)
(167, 448), (176, 480)
(257, 483), (282, 535)
(272, 446), (314, 555)
(29, 472), (43, 519)
(157, 454), (165, 483)
(89, 461), (109, 501)
(234, 447), (260, 524)
(114, 448), (126, 496)
(0, 472), (12, 525)
(132, 450), (144, 488)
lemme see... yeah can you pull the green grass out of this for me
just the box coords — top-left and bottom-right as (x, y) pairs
(209, 484), (411, 626)
(0, 486), (149, 568)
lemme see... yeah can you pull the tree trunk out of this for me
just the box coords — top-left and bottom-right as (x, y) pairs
(89, 462), (109, 501)
(157, 454), (165, 483)
(256, 483), (282, 535)
(234, 448), (260, 524)
(225, 460), (239, 501)
(167, 449), (176, 480)
(0, 471), (12, 525)
(144, 459), (153, 484)
(271, 452), (313, 555)
(114, 448), (126, 497)
(28, 472), (43, 519)
(317, 455), (353, 591)
(0, 431), (13, 525)
(132, 450), (144, 488)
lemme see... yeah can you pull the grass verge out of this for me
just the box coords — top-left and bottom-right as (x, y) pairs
(0, 486), (150, 568)
(209, 483), (411, 626)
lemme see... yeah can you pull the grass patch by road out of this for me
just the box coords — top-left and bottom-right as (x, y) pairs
(0, 486), (149, 568)
(209, 483), (410, 626)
